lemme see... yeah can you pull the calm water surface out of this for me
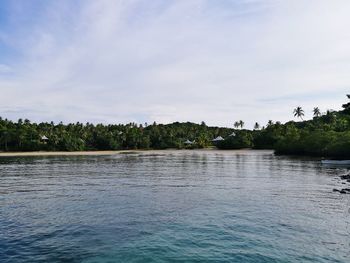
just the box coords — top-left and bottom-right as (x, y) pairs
(0, 150), (349, 262)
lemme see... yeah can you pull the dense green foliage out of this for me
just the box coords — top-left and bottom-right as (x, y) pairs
(1, 96), (350, 158)
(273, 111), (350, 158)
(215, 131), (253, 149)
(0, 119), (236, 151)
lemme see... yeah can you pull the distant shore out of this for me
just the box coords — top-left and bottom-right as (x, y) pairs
(0, 149), (272, 157)
(0, 150), (144, 157)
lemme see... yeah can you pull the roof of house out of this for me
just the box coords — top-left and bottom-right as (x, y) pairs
(212, 136), (224, 141)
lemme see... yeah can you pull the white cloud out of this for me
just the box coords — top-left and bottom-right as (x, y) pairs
(0, 0), (350, 127)
(0, 64), (12, 73)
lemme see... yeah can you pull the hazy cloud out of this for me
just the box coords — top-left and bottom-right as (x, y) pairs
(0, 0), (350, 127)
(0, 64), (12, 73)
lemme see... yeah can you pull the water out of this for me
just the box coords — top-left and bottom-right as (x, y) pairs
(0, 150), (349, 262)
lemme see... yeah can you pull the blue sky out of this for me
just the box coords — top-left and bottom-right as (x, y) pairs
(1, 0), (350, 128)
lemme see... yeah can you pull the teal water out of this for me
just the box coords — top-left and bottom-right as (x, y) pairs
(0, 150), (349, 262)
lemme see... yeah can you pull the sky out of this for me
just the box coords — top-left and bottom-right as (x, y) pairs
(0, 0), (350, 128)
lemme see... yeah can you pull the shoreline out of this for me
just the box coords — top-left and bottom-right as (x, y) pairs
(0, 148), (274, 157)
(0, 150), (144, 157)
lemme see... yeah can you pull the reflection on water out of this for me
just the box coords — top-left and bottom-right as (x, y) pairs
(0, 150), (349, 262)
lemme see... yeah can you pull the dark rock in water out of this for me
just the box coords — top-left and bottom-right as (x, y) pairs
(342, 182), (346, 184)
(334, 188), (349, 194)
(340, 174), (350, 180)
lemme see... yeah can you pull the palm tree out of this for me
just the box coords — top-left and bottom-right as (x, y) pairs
(313, 107), (321, 118)
(234, 121), (240, 129)
(293, 106), (305, 120)
(342, 94), (350, 112)
(254, 122), (260, 130)
(267, 120), (274, 126)
(239, 120), (244, 129)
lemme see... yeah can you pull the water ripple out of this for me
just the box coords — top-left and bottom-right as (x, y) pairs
(0, 150), (349, 262)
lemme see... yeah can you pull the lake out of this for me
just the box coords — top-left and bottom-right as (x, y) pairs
(0, 150), (349, 262)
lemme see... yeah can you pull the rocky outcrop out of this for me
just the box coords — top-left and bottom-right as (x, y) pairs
(334, 174), (350, 194)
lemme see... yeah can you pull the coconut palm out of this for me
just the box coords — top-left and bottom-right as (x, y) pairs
(293, 106), (305, 120)
(267, 120), (274, 126)
(234, 121), (240, 129)
(313, 107), (321, 118)
(254, 122), (260, 130)
(239, 120), (244, 129)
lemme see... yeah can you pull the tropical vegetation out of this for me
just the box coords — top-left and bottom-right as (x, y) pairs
(1, 95), (350, 158)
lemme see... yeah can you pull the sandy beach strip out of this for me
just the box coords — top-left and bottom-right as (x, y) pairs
(0, 149), (272, 157)
(0, 150), (143, 157)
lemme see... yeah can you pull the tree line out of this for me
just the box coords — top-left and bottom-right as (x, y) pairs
(1, 95), (350, 158)
(0, 119), (235, 152)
